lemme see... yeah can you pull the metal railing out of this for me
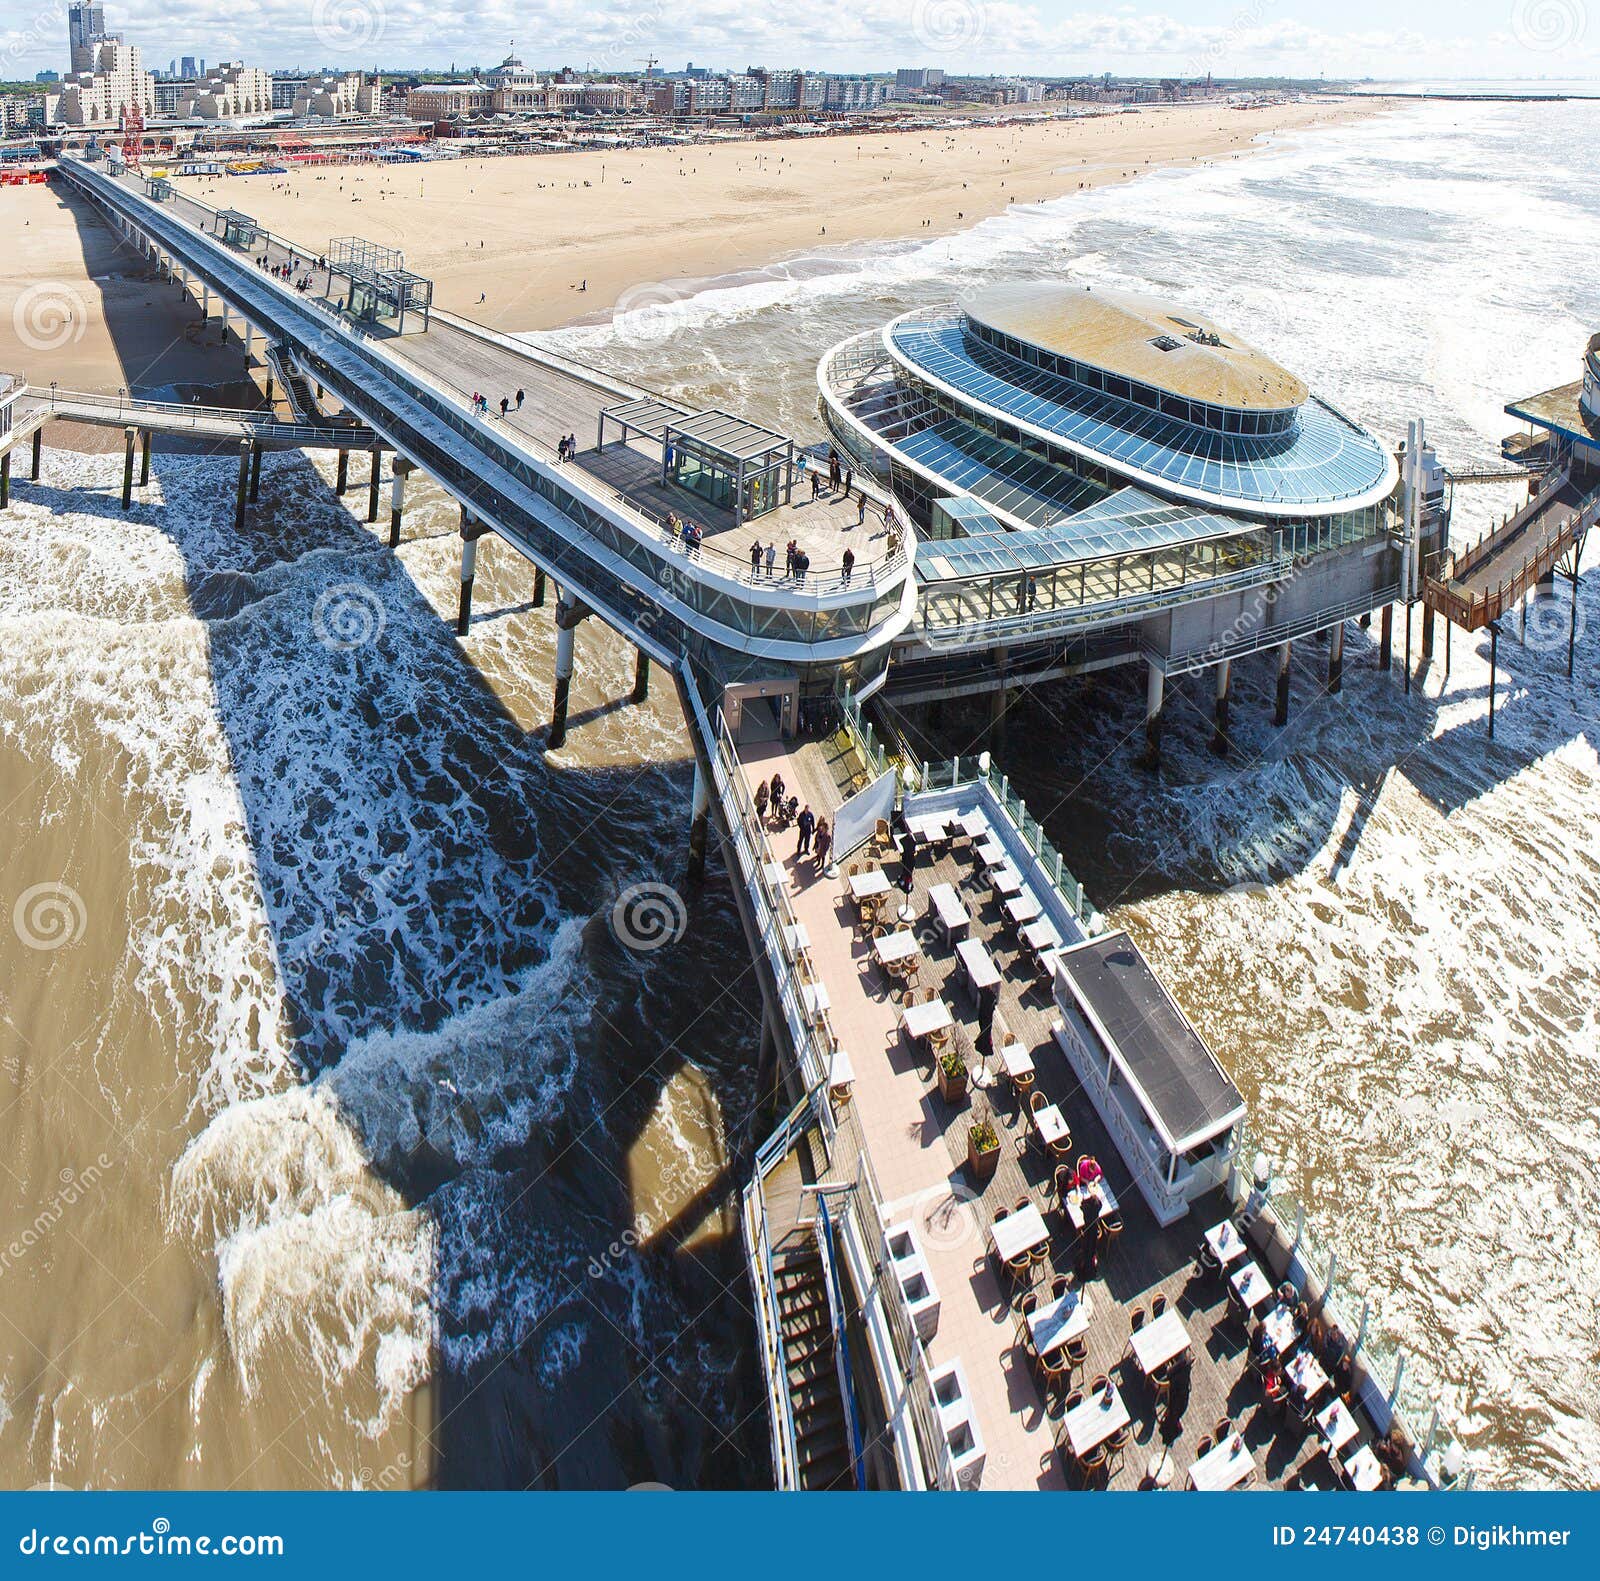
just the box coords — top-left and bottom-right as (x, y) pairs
(116, 161), (917, 596)
(1226, 1127), (1471, 1489)
(814, 1195), (868, 1490)
(23, 384), (365, 446)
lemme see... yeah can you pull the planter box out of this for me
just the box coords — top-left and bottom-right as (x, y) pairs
(936, 1057), (968, 1105)
(967, 1129), (1000, 1181)
(884, 1221), (941, 1342)
(928, 1358), (986, 1490)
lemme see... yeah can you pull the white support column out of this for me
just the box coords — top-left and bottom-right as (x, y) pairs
(688, 759), (710, 880)
(1141, 660), (1165, 770)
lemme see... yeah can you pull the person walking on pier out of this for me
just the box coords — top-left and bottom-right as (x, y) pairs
(828, 449), (841, 490)
(499, 395), (509, 418)
(796, 805), (815, 857)
(857, 493), (868, 526)
(516, 388), (525, 409)
(764, 541), (776, 578)
(750, 540), (762, 578)
(841, 547), (855, 587)
(812, 818), (831, 873)
(754, 779), (769, 822)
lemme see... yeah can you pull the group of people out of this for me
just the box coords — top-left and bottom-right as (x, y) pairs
(253, 254), (316, 293)
(753, 773), (831, 872)
(469, 389), (534, 423)
(554, 432), (578, 460)
(666, 512), (703, 556)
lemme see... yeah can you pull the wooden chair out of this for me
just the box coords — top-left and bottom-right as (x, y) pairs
(1049, 1273), (1072, 1304)
(1048, 1128), (1073, 1161)
(873, 818), (892, 853)
(1130, 1306), (1147, 1332)
(1089, 1374), (1109, 1398)
(1194, 1436), (1214, 1460)
(1039, 1348), (1072, 1406)
(1077, 1443), (1108, 1486)
(1152, 1294), (1169, 1320)
(1102, 1214), (1124, 1239)
(1065, 1336), (1089, 1370)
(1106, 1424), (1130, 1471)
(1052, 1163), (1076, 1202)
(1214, 1417), (1232, 1444)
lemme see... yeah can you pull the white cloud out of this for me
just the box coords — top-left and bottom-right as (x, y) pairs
(6, 1), (1596, 79)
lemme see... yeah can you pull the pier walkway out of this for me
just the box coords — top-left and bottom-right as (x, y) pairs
(1424, 470), (1597, 631)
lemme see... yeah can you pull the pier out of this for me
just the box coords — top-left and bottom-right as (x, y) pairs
(15, 155), (1526, 1497)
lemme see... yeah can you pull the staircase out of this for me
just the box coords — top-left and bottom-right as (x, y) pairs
(772, 1244), (856, 1490)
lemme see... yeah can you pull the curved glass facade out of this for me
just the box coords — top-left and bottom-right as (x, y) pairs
(886, 309), (1396, 514)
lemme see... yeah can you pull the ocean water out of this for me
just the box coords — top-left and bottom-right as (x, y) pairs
(5, 97), (1597, 1493)
(0, 444), (763, 1489)
(543, 97), (1600, 1489)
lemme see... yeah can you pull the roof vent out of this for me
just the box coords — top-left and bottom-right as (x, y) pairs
(1148, 334), (1182, 352)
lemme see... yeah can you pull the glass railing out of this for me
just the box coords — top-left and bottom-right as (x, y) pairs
(1227, 1123), (1471, 1488)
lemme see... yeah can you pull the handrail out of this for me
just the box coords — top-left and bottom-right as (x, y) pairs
(813, 1196), (868, 1490)
(116, 161), (917, 594)
(741, 1184), (802, 1488)
(23, 385), (366, 445)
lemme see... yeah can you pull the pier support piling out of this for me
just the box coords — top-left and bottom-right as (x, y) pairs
(532, 567), (546, 608)
(366, 444), (382, 524)
(0, 450), (9, 511)
(1326, 622), (1344, 695)
(1488, 622), (1500, 740)
(234, 441), (251, 531)
(121, 426), (136, 510)
(31, 428), (42, 481)
(1421, 603), (1435, 662)
(989, 646), (1010, 750)
(1379, 604), (1393, 671)
(456, 508), (482, 637)
(139, 428), (151, 487)
(389, 459), (412, 549)
(1140, 660), (1165, 771)
(687, 759), (710, 881)
(1210, 660), (1231, 757)
(335, 448), (349, 496)
(632, 648), (651, 704)
(1274, 641), (1292, 727)
(248, 442), (262, 503)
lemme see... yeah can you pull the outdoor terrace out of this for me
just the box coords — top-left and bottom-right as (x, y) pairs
(733, 740), (1421, 1493)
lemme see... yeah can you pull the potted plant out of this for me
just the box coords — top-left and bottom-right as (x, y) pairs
(935, 1040), (968, 1104)
(967, 1116), (1000, 1181)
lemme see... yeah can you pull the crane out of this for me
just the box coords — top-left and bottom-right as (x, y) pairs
(637, 55), (659, 78)
(119, 101), (144, 170)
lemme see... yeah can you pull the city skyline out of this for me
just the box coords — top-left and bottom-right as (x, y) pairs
(1, 1), (1596, 83)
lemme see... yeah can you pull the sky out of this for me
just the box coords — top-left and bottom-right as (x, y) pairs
(1, 0), (1596, 82)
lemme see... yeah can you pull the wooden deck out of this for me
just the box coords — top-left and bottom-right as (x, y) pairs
(743, 740), (1390, 1491)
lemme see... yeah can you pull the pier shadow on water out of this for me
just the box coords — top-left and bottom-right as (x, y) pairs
(17, 423), (766, 1488)
(893, 601), (1597, 912)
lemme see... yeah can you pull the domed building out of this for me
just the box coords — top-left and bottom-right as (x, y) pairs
(819, 281), (1441, 759)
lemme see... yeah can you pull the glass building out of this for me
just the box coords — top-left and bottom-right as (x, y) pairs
(818, 282), (1401, 639)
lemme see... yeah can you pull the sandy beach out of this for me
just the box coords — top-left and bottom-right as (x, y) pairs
(159, 99), (1381, 337)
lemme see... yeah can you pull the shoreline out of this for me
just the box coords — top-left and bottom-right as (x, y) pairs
(169, 98), (1392, 340)
(0, 98), (1395, 421)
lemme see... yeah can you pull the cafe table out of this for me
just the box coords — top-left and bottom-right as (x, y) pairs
(848, 868), (890, 900)
(1129, 1309), (1191, 1376)
(991, 1202), (1048, 1265)
(1064, 1382), (1130, 1459)
(1188, 1433), (1255, 1491)
(1204, 1218), (1249, 1267)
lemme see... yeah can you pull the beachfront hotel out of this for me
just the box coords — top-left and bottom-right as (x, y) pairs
(821, 282), (1442, 756)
